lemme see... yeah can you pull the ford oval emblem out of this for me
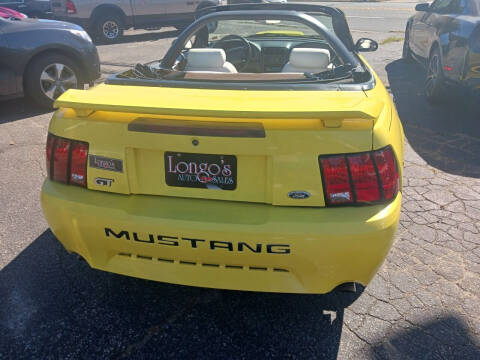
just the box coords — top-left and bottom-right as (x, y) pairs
(288, 191), (311, 199)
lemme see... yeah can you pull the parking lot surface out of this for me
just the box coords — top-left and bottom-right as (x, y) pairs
(1, 2), (480, 359)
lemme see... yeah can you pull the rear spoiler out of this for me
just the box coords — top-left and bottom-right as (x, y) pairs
(55, 84), (384, 122)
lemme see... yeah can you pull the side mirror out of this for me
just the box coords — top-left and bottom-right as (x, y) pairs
(415, 3), (430, 12)
(355, 38), (378, 52)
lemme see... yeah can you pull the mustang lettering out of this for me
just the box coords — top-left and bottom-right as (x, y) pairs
(105, 228), (291, 254)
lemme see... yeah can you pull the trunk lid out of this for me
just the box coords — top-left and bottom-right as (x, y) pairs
(53, 84), (385, 207)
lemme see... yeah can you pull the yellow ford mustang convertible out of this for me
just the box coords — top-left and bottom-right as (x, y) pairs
(41, 3), (404, 294)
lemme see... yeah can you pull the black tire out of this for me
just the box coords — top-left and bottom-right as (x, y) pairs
(425, 47), (446, 104)
(24, 53), (84, 109)
(402, 25), (413, 63)
(93, 12), (124, 44)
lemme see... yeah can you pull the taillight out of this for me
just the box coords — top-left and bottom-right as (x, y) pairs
(320, 156), (353, 205)
(46, 133), (89, 187)
(66, 0), (76, 14)
(53, 138), (70, 183)
(319, 146), (399, 206)
(373, 147), (399, 200)
(46, 133), (54, 178)
(70, 141), (88, 186)
(348, 153), (381, 202)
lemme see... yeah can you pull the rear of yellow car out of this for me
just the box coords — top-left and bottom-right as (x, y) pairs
(41, 74), (404, 294)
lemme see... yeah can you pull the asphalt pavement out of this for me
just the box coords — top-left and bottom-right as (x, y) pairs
(1, 2), (480, 359)
(327, 1), (415, 32)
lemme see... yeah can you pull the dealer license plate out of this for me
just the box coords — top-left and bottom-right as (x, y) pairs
(165, 152), (237, 190)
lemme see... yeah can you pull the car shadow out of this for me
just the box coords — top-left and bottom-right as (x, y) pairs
(370, 315), (480, 359)
(0, 98), (52, 124)
(0, 230), (361, 359)
(386, 59), (480, 178)
(96, 29), (181, 46)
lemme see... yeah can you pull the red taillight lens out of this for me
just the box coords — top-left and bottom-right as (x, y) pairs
(46, 133), (55, 178)
(70, 141), (88, 186)
(320, 146), (399, 206)
(53, 138), (70, 183)
(66, 0), (76, 14)
(373, 147), (399, 201)
(46, 133), (89, 187)
(348, 153), (381, 202)
(320, 156), (353, 205)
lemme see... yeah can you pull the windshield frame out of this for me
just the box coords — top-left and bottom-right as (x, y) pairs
(160, 10), (360, 71)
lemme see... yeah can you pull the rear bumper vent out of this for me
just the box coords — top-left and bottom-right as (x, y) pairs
(118, 252), (289, 272)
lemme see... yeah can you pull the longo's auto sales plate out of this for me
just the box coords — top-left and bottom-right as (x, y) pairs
(165, 152), (237, 190)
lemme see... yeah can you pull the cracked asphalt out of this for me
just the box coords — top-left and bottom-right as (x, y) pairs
(1, 2), (480, 359)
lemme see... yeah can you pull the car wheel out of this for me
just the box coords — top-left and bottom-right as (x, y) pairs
(402, 25), (413, 62)
(24, 53), (83, 109)
(425, 47), (446, 104)
(94, 13), (124, 44)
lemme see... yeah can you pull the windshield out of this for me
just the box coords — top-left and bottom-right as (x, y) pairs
(209, 15), (334, 40)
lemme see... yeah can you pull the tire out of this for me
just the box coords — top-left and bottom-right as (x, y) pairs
(402, 25), (413, 63)
(93, 12), (124, 44)
(24, 53), (84, 109)
(425, 47), (446, 104)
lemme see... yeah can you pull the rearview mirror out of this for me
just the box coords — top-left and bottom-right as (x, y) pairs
(355, 38), (378, 52)
(415, 3), (430, 11)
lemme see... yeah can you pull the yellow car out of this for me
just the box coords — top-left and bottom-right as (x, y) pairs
(41, 3), (404, 294)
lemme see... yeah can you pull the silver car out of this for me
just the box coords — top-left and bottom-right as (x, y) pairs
(51, 0), (227, 43)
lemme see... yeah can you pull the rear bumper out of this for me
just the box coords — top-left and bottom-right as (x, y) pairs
(41, 180), (401, 294)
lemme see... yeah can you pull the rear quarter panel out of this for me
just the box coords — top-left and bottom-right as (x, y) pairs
(361, 56), (405, 188)
(440, 15), (478, 82)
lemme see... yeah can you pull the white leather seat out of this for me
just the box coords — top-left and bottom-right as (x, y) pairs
(282, 48), (331, 73)
(184, 49), (237, 73)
